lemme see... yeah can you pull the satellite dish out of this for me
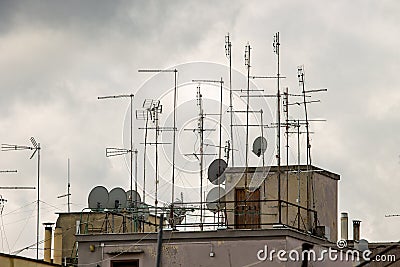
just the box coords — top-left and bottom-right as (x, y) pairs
(252, 136), (267, 157)
(126, 190), (141, 208)
(206, 187), (226, 212)
(208, 159), (227, 185)
(107, 187), (127, 210)
(88, 186), (109, 210)
(138, 202), (150, 221)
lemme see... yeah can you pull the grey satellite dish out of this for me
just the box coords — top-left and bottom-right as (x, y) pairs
(208, 159), (227, 185)
(138, 202), (150, 221)
(252, 136), (267, 157)
(107, 187), (127, 210)
(88, 186), (109, 210)
(126, 190), (141, 207)
(206, 187), (226, 212)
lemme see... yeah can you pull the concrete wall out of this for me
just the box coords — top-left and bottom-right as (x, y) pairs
(76, 229), (351, 267)
(56, 211), (160, 261)
(224, 165), (339, 241)
(0, 253), (60, 267)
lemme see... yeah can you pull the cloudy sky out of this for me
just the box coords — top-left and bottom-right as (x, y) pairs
(0, 0), (399, 258)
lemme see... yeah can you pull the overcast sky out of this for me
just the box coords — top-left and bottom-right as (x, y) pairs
(0, 0), (399, 258)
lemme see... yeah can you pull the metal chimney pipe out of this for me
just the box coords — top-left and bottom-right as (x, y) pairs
(43, 223), (54, 263)
(340, 212), (348, 240)
(353, 220), (361, 241)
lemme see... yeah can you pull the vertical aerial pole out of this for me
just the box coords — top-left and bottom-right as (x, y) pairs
(260, 109), (265, 168)
(130, 95), (134, 213)
(244, 43), (251, 226)
(225, 33), (234, 166)
(36, 144), (40, 260)
(273, 32), (282, 224)
(197, 86), (204, 230)
(67, 158), (71, 213)
(172, 69), (177, 212)
(296, 120), (301, 206)
(298, 66), (312, 229)
(143, 116), (149, 203)
(284, 88), (289, 209)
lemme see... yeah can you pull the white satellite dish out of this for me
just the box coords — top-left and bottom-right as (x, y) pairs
(107, 187), (127, 210)
(206, 187), (226, 212)
(88, 186), (109, 210)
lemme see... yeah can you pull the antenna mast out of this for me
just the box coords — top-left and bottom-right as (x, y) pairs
(138, 69), (178, 219)
(225, 33), (234, 166)
(273, 32), (282, 224)
(2, 137), (41, 260)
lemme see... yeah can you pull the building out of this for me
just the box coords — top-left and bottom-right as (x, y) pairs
(55, 211), (161, 265)
(72, 164), (346, 266)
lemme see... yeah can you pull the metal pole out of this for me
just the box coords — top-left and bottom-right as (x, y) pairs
(155, 213), (164, 267)
(274, 32), (282, 225)
(226, 34), (234, 166)
(36, 145), (40, 260)
(218, 78), (223, 224)
(245, 44), (251, 226)
(285, 87), (289, 223)
(67, 158), (70, 213)
(172, 70), (177, 207)
(143, 117), (149, 203)
(155, 108), (159, 229)
(130, 95), (133, 209)
(198, 86), (204, 230)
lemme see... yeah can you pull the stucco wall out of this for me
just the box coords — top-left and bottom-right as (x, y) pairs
(0, 253), (60, 267)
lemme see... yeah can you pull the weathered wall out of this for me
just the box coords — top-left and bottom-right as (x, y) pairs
(56, 212), (160, 261)
(224, 166), (338, 241)
(0, 253), (60, 267)
(76, 230), (351, 267)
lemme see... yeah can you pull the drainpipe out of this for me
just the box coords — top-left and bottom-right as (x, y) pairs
(340, 212), (348, 240)
(43, 223), (54, 263)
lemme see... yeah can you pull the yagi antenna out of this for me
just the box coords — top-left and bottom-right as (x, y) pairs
(98, 93), (140, 228)
(138, 68), (178, 214)
(1, 137), (41, 260)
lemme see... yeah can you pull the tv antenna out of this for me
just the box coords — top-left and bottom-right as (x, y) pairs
(0, 169), (35, 189)
(97, 94), (139, 222)
(225, 33), (234, 166)
(183, 85), (217, 229)
(297, 65), (327, 230)
(137, 99), (171, 223)
(57, 158), (71, 213)
(1, 137), (41, 260)
(138, 68), (178, 213)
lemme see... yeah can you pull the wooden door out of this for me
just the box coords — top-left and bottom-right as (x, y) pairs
(235, 188), (260, 229)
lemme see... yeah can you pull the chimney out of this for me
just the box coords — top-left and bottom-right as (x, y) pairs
(353, 220), (361, 241)
(53, 227), (63, 265)
(340, 212), (348, 240)
(43, 223), (54, 263)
